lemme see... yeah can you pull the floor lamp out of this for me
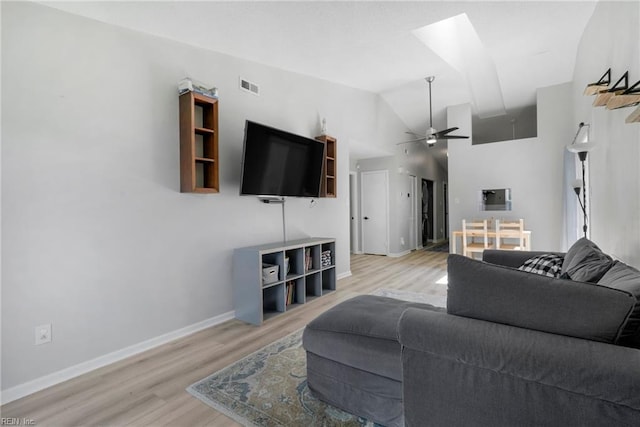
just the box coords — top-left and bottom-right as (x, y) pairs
(567, 123), (596, 238)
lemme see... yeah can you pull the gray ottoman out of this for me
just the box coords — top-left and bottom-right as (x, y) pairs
(302, 295), (444, 427)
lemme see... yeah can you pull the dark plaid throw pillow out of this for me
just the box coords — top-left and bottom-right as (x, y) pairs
(519, 253), (565, 278)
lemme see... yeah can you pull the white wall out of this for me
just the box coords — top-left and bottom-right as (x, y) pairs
(448, 83), (575, 251)
(571, 0), (640, 266)
(0, 2), (407, 393)
(447, 1), (640, 263)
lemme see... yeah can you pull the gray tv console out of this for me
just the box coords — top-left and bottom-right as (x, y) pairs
(232, 237), (336, 325)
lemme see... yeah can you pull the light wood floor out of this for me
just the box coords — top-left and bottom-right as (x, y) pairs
(1, 250), (448, 426)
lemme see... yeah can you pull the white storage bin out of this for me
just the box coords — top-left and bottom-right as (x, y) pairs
(262, 264), (279, 285)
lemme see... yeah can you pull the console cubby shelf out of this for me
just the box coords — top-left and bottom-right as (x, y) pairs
(232, 238), (336, 325)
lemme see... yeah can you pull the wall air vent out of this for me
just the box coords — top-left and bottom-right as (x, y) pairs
(239, 78), (260, 96)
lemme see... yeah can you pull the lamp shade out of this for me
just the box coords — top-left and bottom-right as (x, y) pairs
(567, 141), (597, 154)
(572, 178), (583, 193)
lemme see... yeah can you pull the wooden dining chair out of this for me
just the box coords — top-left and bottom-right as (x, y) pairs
(496, 219), (525, 250)
(462, 219), (493, 259)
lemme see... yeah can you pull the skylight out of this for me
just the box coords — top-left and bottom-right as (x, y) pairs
(412, 13), (506, 119)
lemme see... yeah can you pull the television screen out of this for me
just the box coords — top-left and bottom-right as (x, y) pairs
(240, 121), (325, 197)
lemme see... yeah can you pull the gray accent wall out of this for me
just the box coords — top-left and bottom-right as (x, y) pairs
(1, 2), (408, 391)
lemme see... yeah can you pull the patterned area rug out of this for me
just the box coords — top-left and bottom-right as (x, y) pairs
(187, 329), (379, 426)
(187, 291), (446, 426)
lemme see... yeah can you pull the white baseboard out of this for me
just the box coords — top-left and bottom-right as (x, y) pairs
(388, 249), (411, 258)
(337, 270), (352, 280)
(1, 310), (235, 405)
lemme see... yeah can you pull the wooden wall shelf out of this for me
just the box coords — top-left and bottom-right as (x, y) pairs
(315, 135), (337, 198)
(179, 92), (219, 193)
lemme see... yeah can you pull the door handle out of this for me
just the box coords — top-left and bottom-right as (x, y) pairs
(364, 216), (370, 220)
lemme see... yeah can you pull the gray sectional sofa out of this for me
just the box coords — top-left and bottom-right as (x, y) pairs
(303, 238), (640, 426)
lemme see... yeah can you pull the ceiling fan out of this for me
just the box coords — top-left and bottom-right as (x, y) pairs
(398, 76), (469, 147)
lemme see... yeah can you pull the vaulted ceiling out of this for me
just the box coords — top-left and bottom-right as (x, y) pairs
(43, 1), (597, 161)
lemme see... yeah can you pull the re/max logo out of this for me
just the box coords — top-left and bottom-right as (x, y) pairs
(0, 418), (36, 425)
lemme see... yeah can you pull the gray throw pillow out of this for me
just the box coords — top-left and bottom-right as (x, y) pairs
(518, 253), (564, 278)
(598, 261), (640, 348)
(561, 238), (613, 282)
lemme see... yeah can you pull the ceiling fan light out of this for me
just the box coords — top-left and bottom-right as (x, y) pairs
(426, 136), (437, 145)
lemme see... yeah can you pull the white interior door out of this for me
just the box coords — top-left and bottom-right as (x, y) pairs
(349, 172), (359, 253)
(361, 170), (388, 255)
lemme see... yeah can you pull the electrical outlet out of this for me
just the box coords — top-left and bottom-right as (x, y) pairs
(35, 324), (52, 345)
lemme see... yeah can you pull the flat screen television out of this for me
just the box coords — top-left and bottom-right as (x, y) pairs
(240, 120), (325, 197)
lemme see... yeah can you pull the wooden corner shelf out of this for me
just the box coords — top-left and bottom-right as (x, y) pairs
(315, 135), (337, 198)
(179, 92), (219, 193)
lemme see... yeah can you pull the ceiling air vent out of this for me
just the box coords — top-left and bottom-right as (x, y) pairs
(239, 78), (260, 96)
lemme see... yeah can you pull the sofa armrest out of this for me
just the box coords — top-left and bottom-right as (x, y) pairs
(482, 249), (563, 268)
(398, 308), (640, 426)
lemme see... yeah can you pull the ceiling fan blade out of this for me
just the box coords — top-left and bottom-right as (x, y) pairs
(396, 137), (427, 145)
(438, 135), (469, 140)
(404, 131), (423, 138)
(433, 127), (459, 137)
